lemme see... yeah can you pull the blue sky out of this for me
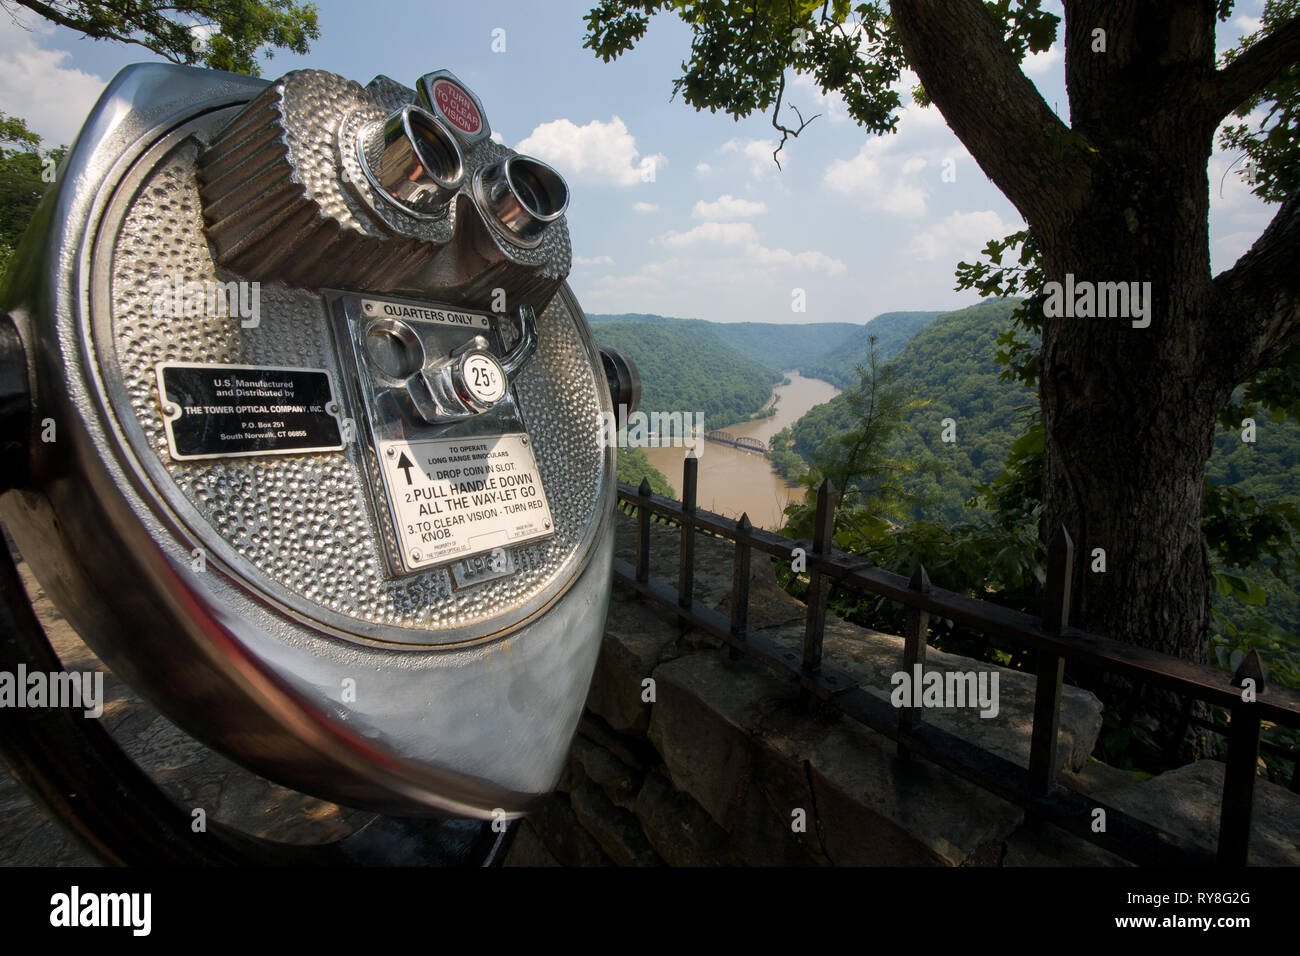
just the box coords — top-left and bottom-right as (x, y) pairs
(0, 0), (1277, 324)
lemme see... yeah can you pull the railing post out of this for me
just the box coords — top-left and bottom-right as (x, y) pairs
(729, 513), (751, 661)
(1219, 655), (1265, 866)
(1218, 704), (1261, 866)
(1028, 525), (1072, 795)
(636, 477), (651, 585)
(800, 478), (835, 707)
(1162, 694), (1195, 764)
(678, 451), (698, 612)
(898, 563), (931, 760)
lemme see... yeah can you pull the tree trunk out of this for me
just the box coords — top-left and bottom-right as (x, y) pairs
(1037, 114), (1228, 672)
(894, 1), (1237, 666)
(1036, 125), (1234, 754)
(886, 0), (1300, 755)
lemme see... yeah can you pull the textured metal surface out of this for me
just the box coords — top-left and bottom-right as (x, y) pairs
(199, 71), (571, 305)
(106, 133), (605, 643)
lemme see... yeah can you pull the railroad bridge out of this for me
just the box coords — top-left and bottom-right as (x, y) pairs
(704, 429), (767, 455)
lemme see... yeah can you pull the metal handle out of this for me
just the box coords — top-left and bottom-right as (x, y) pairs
(404, 305), (537, 424)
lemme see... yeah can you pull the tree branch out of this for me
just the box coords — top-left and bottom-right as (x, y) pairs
(890, 0), (1091, 231)
(1212, 190), (1300, 377)
(1210, 13), (1300, 123)
(770, 72), (820, 170)
(7, 0), (188, 62)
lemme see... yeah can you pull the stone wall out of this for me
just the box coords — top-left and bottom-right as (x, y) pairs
(506, 510), (1104, 866)
(506, 510), (1300, 867)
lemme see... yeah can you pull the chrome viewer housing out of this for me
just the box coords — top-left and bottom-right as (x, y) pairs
(0, 64), (611, 825)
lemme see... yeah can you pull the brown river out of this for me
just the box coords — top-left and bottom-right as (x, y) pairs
(639, 370), (840, 530)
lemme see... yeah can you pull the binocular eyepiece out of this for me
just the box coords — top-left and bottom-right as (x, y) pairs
(364, 104), (466, 217)
(474, 154), (570, 245)
(359, 94), (569, 248)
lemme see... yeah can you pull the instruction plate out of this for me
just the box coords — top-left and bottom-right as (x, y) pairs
(378, 432), (554, 571)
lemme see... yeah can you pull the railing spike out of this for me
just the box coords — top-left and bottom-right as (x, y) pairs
(638, 477), (651, 497)
(909, 562), (931, 592)
(1231, 648), (1266, 690)
(737, 513), (751, 533)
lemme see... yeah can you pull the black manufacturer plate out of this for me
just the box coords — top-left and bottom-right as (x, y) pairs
(156, 363), (345, 461)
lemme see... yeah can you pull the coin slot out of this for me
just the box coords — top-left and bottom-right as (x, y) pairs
(364, 318), (424, 381)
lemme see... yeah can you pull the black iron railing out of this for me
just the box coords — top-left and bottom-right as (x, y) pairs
(614, 456), (1300, 867)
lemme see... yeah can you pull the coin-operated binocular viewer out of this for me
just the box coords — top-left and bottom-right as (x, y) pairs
(0, 63), (639, 865)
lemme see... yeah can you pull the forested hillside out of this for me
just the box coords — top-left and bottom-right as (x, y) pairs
(786, 299), (1300, 645)
(799, 311), (944, 388)
(1207, 418), (1300, 502)
(587, 313), (686, 325)
(591, 321), (781, 430)
(702, 321), (860, 369)
(587, 313), (860, 371)
(791, 299), (1033, 523)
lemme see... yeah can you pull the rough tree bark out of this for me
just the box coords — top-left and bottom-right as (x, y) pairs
(891, 0), (1300, 686)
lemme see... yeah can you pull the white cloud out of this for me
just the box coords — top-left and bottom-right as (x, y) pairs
(573, 255), (614, 266)
(695, 162), (711, 175)
(824, 138), (930, 217)
(1213, 230), (1260, 271)
(906, 210), (1021, 263)
(722, 137), (780, 178)
(746, 245), (845, 274)
(489, 131), (505, 144)
(1023, 45), (1063, 78)
(658, 221), (843, 275)
(1207, 114), (1278, 274)
(691, 194), (766, 220)
(821, 94), (972, 218)
(0, 18), (107, 146)
(516, 115), (666, 187)
(1232, 15), (1262, 34)
(632, 201), (659, 213)
(189, 23), (219, 52)
(661, 221), (759, 248)
(1210, 112), (1272, 213)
